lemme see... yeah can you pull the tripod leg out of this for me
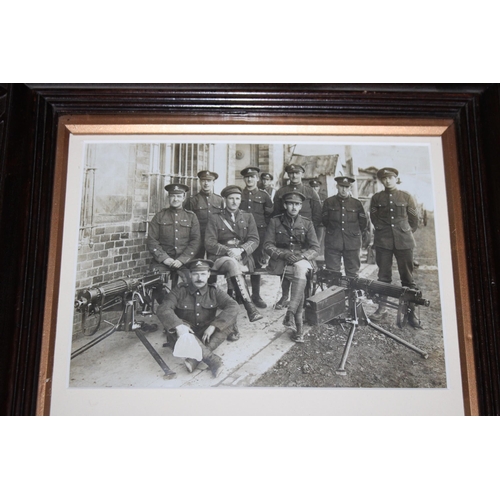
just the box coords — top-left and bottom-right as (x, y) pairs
(363, 304), (428, 358)
(336, 322), (357, 376)
(135, 329), (176, 379)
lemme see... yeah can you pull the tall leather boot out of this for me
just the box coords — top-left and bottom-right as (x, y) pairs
(292, 311), (305, 343)
(275, 279), (290, 310)
(251, 274), (267, 308)
(407, 303), (423, 329)
(231, 275), (263, 322)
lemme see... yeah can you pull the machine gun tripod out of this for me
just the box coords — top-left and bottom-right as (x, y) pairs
(306, 270), (430, 375)
(73, 272), (176, 379)
(333, 283), (428, 375)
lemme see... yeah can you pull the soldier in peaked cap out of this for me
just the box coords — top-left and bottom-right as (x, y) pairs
(156, 258), (239, 377)
(369, 167), (422, 328)
(259, 172), (276, 200)
(240, 166), (273, 308)
(205, 184), (263, 324)
(272, 163), (322, 310)
(322, 176), (367, 279)
(147, 183), (200, 290)
(264, 191), (320, 343)
(184, 170), (224, 260)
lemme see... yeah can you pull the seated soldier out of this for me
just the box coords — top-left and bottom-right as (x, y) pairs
(205, 184), (263, 324)
(264, 192), (320, 342)
(147, 183), (200, 289)
(155, 259), (239, 377)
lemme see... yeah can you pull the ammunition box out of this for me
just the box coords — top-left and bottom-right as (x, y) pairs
(305, 286), (346, 325)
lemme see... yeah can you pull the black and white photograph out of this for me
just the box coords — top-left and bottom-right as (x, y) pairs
(49, 132), (464, 415)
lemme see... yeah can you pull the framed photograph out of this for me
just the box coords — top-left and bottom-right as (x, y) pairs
(1, 84), (499, 415)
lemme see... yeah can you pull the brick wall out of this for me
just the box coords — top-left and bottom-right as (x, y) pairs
(73, 144), (154, 337)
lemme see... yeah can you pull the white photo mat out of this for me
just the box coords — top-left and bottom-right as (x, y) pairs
(49, 132), (463, 415)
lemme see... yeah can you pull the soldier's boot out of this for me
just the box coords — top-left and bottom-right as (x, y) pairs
(250, 274), (267, 309)
(275, 279), (291, 310)
(184, 358), (200, 373)
(231, 275), (263, 322)
(370, 296), (388, 322)
(283, 310), (297, 332)
(292, 313), (305, 343)
(203, 352), (224, 378)
(408, 303), (424, 329)
(227, 324), (240, 342)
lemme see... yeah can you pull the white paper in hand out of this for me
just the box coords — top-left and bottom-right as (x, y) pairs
(173, 333), (203, 361)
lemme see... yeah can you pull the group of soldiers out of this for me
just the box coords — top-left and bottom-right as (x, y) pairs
(146, 163), (422, 378)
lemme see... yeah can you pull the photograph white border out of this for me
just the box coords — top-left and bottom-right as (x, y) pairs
(48, 130), (464, 415)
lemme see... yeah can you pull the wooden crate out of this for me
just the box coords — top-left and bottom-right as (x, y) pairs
(305, 286), (346, 325)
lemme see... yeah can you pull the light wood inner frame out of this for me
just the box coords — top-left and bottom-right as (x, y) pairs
(37, 115), (477, 416)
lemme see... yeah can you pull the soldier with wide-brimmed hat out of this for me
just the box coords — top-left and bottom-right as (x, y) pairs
(264, 191), (320, 343)
(147, 183), (200, 286)
(156, 258), (239, 377)
(322, 175), (367, 279)
(205, 184), (263, 324)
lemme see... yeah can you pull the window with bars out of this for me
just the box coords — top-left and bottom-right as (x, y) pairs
(146, 142), (214, 222)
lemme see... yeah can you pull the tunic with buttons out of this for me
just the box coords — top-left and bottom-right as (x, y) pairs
(370, 189), (418, 250)
(147, 207), (201, 264)
(184, 191), (225, 235)
(240, 187), (273, 229)
(205, 208), (260, 272)
(157, 282), (239, 336)
(272, 183), (322, 228)
(263, 213), (320, 276)
(322, 194), (367, 251)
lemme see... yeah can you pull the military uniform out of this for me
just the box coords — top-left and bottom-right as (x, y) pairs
(264, 192), (320, 342)
(147, 207), (201, 266)
(156, 258), (239, 376)
(205, 208), (260, 273)
(156, 280), (239, 349)
(205, 185), (263, 322)
(272, 183), (322, 229)
(264, 212), (320, 276)
(322, 194), (367, 278)
(241, 186), (273, 264)
(370, 187), (418, 287)
(184, 191), (224, 258)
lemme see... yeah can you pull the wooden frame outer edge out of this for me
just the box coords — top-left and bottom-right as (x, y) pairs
(35, 116), (477, 415)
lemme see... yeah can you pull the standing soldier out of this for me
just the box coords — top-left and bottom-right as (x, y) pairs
(205, 184), (263, 324)
(322, 176), (367, 279)
(369, 167), (422, 328)
(240, 166), (273, 308)
(259, 172), (276, 201)
(184, 170), (225, 259)
(147, 183), (201, 287)
(309, 178), (325, 254)
(272, 163), (322, 308)
(156, 259), (239, 377)
(264, 192), (320, 343)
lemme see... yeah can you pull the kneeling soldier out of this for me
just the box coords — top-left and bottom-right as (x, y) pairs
(156, 259), (239, 377)
(264, 192), (320, 342)
(205, 184), (263, 323)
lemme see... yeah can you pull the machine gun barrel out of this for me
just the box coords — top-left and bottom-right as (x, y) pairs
(339, 276), (430, 307)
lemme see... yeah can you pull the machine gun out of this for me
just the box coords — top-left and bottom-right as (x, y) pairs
(305, 268), (430, 375)
(73, 272), (175, 378)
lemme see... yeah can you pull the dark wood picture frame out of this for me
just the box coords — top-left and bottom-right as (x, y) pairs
(1, 84), (499, 415)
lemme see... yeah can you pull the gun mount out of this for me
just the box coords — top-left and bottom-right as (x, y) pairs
(73, 272), (175, 378)
(307, 267), (430, 375)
